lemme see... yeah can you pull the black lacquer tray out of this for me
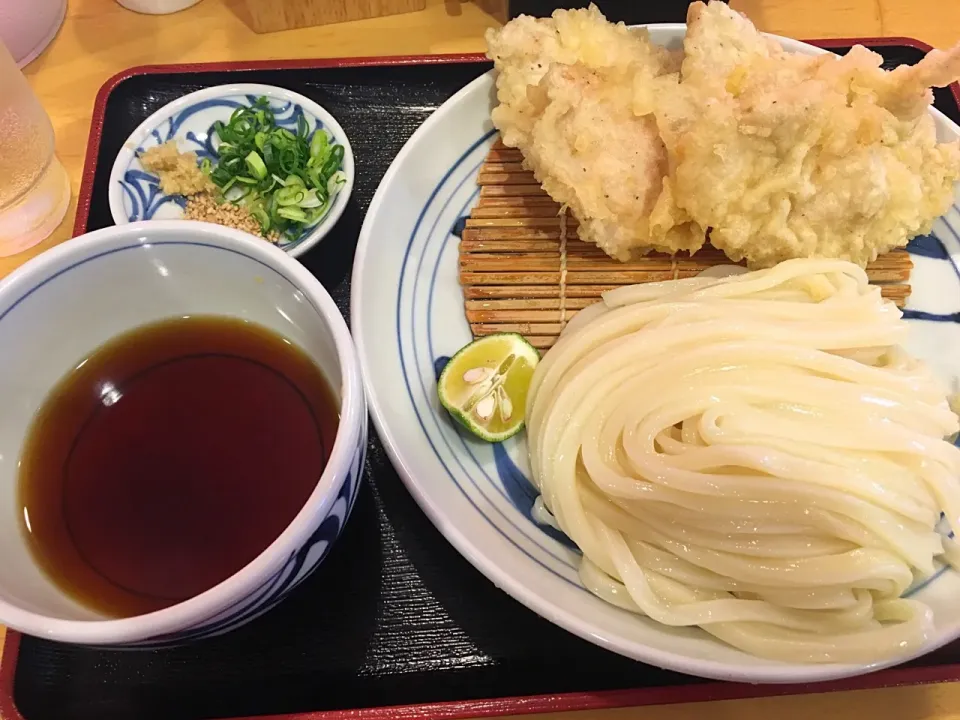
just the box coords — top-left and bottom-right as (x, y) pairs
(2, 40), (959, 720)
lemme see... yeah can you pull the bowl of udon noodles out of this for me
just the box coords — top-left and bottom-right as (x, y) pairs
(351, 8), (960, 684)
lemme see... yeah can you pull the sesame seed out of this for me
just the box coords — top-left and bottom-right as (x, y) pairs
(183, 193), (281, 244)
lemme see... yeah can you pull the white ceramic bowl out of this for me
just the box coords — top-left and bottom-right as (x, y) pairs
(108, 84), (355, 258)
(352, 25), (960, 683)
(0, 220), (367, 646)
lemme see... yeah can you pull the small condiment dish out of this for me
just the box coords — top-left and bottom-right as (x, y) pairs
(0, 220), (366, 646)
(108, 83), (355, 258)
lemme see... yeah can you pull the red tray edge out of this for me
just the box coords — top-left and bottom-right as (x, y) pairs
(9, 36), (953, 720)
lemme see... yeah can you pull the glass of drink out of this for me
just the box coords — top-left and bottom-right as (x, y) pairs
(0, 40), (70, 257)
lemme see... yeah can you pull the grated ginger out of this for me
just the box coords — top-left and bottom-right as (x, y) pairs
(139, 141), (214, 196)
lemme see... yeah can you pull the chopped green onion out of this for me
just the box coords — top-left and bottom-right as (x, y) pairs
(250, 205), (271, 231)
(276, 187), (306, 206)
(310, 130), (328, 160)
(245, 151), (268, 180)
(299, 189), (322, 208)
(277, 206), (307, 222)
(205, 95), (347, 240)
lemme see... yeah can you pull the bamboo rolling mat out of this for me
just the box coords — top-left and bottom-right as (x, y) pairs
(460, 141), (914, 351)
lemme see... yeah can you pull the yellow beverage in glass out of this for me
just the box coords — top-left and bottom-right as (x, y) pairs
(0, 40), (70, 256)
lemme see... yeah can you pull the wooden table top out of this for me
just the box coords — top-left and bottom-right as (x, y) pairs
(2, 0), (960, 718)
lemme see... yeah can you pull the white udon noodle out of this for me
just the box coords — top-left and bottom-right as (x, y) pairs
(526, 258), (960, 664)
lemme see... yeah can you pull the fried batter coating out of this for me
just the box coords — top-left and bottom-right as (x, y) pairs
(656, 1), (960, 267)
(485, 5), (704, 261)
(486, 1), (960, 268)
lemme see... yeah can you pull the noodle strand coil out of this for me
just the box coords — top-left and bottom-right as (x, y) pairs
(526, 259), (960, 664)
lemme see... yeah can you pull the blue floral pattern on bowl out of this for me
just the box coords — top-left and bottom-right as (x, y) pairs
(109, 84), (354, 258)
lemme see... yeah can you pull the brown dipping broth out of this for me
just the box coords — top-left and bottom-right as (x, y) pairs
(17, 315), (339, 618)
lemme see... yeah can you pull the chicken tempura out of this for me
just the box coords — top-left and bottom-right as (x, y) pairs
(486, 1), (960, 269)
(485, 5), (705, 261)
(656, 0), (960, 267)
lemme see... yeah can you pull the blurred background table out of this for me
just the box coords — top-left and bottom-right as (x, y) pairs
(2, 0), (960, 718)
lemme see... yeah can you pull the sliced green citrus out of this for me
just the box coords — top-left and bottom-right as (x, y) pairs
(438, 333), (540, 442)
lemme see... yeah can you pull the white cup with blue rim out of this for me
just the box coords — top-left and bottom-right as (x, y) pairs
(0, 220), (366, 646)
